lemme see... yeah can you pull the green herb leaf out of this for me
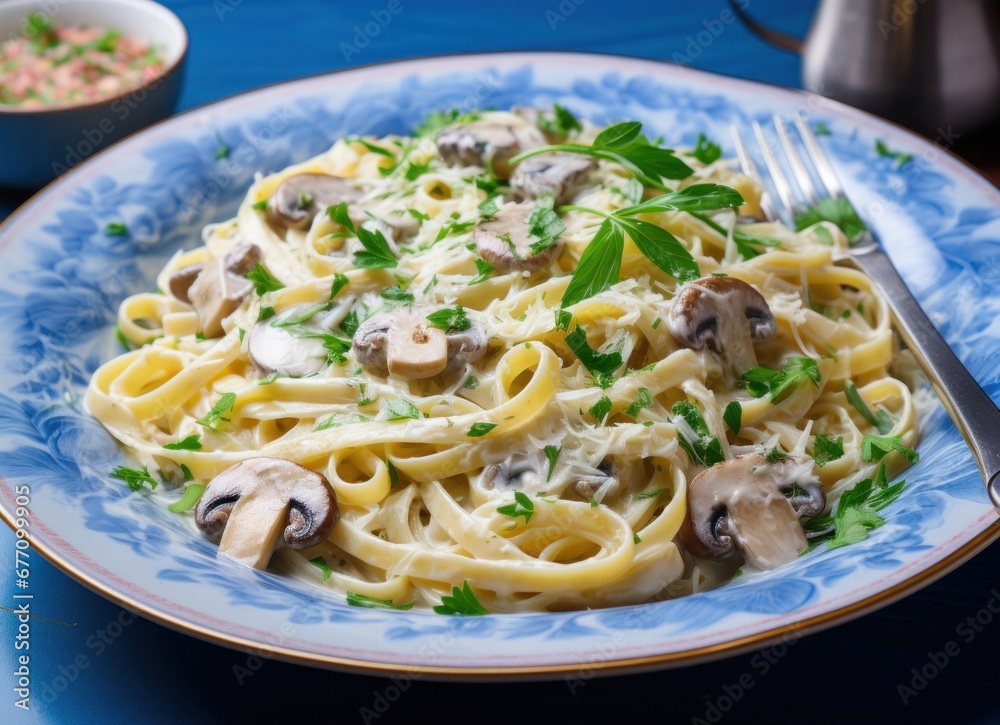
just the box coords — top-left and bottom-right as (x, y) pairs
(589, 396), (613, 424)
(692, 133), (722, 165)
(743, 357), (821, 403)
(844, 380), (893, 435)
(214, 131), (231, 159)
(469, 258), (495, 285)
(554, 309), (572, 332)
(526, 194), (566, 255)
(327, 201), (356, 232)
(195, 392), (237, 430)
(794, 196), (867, 245)
(330, 273), (350, 299)
(765, 447), (787, 464)
(354, 226), (397, 269)
(561, 218), (623, 307)
(613, 217), (700, 283)
(347, 592), (415, 610)
(544, 445), (560, 482)
(537, 103), (583, 137)
(808, 465), (906, 549)
(105, 222), (128, 237)
(167, 484), (206, 513)
(564, 326), (622, 388)
(671, 401), (724, 467)
(309, 556), (334, 580)
(813, 122), (832, 136)
(619, 184), (743, 217)
(425, 306), (471, 331)
(861, 435), (919, 463)
(110, 465), (158, 492)
(462, 375), (479, 390)
(433, 580), (489, 616)
(247, 264), (285, 295)
(813, 434), (845, 466)
(387, 398), (421, 421)
(478, 195), (501, 218)
(497, 490), (535, 523)
(875, 138), (914, 167)
(379, 284), (414, 304)
(163, 434), (202, 451)
(467, 422), (498, 437)
(386, 458), (399, 487)
(723, 401), (742, 435)
(408, 208), (430, 222)
(624, 388), (654, 418)
(635, 488), (663, 500)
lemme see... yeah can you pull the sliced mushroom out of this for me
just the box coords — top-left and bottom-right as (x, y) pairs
(572, 460), (620, 501)
(267, 173), (365, 229)
(510, 153), (594, 205)
(168, 263), (204, 304)
(353, 306), (487, 379)
(667, 276), (776, 383)
(187, 243), (262, 338)
(247, 300), (354, 378)
(436, 120), (545, 180)
(481, 454), (544, 491)
(473, 201), (561, 273)
(678, 452), (825, 571)
(195, 457), (339, 569)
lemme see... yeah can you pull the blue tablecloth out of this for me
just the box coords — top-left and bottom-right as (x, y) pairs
(3, 1), (999, 722)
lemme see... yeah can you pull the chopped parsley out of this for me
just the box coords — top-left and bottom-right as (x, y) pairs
(111, 465), (158, 492)
(167, 484), (206, 513)
(743, 357), (821, 403)
(635, 488), (663, 500)
(386, 398), (421, 421)
(195, 392), (237, 430)
(812, 434), (845, 466)
(246, 264), (284, 295)
(386, 458), (399, 487)
(589, 396), (613, 424)
(163, 434), (202, 451)
(875, 139), (914, 167)
(794, 196), (867, 245)
(347, 592), (415, 610)
(805, 463), (905, 550)
(214, 131), (231, 159)
(330, 272), (350, 299)
(433, 580), (489, 616)
(105, 222), (128, 237)
(624, 388), (654, 418)
(526, 194), (566, 255)
(544, 445), (560, 482)
(844, 380), (893, 435)
(379, 284), (414, 304)
(309, 556), (334, 580)
(467, 422), (498, 437)
(692, 133), (722, 165)
(764, 447), (787, 464)
(861, 435), (919, 463)
(468, 258), (495, 285)
(554, 309), (572, 332)
(462, 375), (479, 390)
(478, 195), (501, 218)
(537, 103), (582, 137)
(564, 326), (623, 389)
(671, 401), (724, 467)
(354, 225), (397, 269)
(425, 306), (471, 331)
(497, 491), (535, 523)
(723, 401), (742, 435)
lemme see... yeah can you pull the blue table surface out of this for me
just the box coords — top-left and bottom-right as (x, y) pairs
(4, 1), (1000, 722)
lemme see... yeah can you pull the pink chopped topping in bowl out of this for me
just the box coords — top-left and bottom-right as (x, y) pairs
(0, 13), (164, 110)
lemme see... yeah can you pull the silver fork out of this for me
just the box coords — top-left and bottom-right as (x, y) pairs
(732, 115), (1000, 509)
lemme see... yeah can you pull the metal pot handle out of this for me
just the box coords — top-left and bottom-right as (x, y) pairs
(728, 0), (804, 53)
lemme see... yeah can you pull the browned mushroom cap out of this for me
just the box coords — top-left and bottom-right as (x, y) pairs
(677, 452), (824, 571)
(436, 120), (546, 180)
(168, 263), (203, 304)
(510, 153), (595, 205)
(473, 201), (561, 273)
(247, 300), (354, 378)
(266, 173), (365, 229)
(194, 457), (339, 569)
(187, 243), (262, 338)
(353, 306), (487, 379)
(572, 460), (619, 501)
(667, 277), (776, 383)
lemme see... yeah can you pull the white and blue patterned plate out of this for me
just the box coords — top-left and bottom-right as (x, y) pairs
(2, 53), (999, 677)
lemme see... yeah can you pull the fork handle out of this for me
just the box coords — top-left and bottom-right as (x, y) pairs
(849, 249), (1000, 507)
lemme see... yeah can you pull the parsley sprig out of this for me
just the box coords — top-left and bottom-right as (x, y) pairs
(346, 592), (415, 610)
(196, 393), (237, 430)
(844, 380), (893, 434)
(743, 357), (821, 403)
(497, 491), (535, 523)
(426, 306), (471, 332)
(805, 463), (905, 550)
(111, 465), (158, 492)
(510, 120), (693, 190)
(433, 581), (489, 616)
(671, 401), (724, 467)
(564, 326), (623, 388)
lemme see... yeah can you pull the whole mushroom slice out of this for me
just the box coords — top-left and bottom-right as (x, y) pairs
(510, 153), (595, 205)
(436, 120), (546, 180)
(678, 452), (825, 571)
(353, 306), (487, 379)
(247, 300), (354, 378)
(572, 460), (620, 501)
(267, 173), (365, 229)
(667, 276), (776, 383)
(187, 243), (262, 338)
(195, 457), (339, 569)
(473, 201), (561, 273)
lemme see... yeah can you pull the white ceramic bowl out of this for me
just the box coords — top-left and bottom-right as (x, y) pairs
(0, 0), (188, 189)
